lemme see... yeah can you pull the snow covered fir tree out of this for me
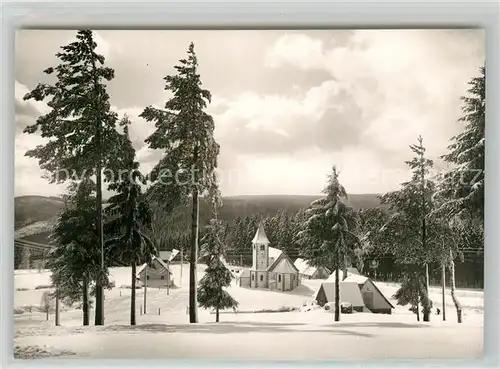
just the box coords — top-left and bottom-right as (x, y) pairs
(13, 29), (485, 360)
(197, 219), (238, 322)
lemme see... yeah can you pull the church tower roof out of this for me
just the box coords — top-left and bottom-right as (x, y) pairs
(252, 222), (270, 244)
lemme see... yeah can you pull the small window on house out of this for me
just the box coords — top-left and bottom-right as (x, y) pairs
(147, 276), (150, 280)
(251, 274), (254, 281)
(260, 274), (263, 282)
(260, 245), (265, 251)
(161, 275), (165, 280)
(278, 275), (281, 283)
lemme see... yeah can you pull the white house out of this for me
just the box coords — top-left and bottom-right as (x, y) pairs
(239, 223), (300, 292)
(320, 268), (395, 314)
(136, 255), (174, 288)
(294, 258), (331, 280)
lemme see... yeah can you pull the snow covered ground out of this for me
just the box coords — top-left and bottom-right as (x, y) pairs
(13, 265), (484, 360)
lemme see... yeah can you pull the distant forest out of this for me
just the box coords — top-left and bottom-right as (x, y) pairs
(15, 194), (483, 289)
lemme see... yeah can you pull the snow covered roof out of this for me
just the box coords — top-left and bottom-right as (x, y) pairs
(327, 269), (368, 284)
(159, 249), (179, 262)
(294, 258), (331, 277)
(252, 222), (270, 244)
(268, 252), (299, 274)
(136, 255), (172, 278)
(268, 246), (282, 259)
(314, 281), (365, 307)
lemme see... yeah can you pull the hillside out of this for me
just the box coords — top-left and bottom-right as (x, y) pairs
(15, 195), (65, 230)
(15, 193), (384, 230)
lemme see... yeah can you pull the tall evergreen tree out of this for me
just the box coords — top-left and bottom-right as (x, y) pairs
(197, 219), (238, 322)
(436, 67), (485, 221)
(23, 30), (121, 325)
(140, 43), (220, 323)
(379, 136), (435, 322)
(104, 116), (156, 326)
(297, 166), (359, 322)
(48, 179), (105, 326)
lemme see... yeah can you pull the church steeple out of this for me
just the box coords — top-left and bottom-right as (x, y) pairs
(252, 222), (270, 245)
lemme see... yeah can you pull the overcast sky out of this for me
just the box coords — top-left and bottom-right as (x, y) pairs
(15, 29), (484, 197)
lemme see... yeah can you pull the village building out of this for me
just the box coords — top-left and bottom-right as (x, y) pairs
(314, 281), (366, 312)
(136, 255), (174, 289)
(294, 258), (331, 280)
(238, 223), (300, 292)
(315, 267), (395, 314)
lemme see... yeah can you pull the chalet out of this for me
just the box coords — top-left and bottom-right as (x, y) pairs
(324, 268), (395, 314)
(314, 281), (366, 312)
(136, 255), (174, 288)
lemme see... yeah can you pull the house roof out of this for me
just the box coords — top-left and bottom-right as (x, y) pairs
(136, 255), (172, 277)
(364, 279), (395, 309)
(294, 258), (331, 277)
(325, 270), (394, 309)
(252, 222), (270, 244)
(314, 281), (365, 307)
(268, 246), (282, 259)
(159, 249), (179, 262)
(267, 251), (299, 274)
(327, 269), (368, 284)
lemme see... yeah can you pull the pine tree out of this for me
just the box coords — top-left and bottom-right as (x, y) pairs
(23, 30), (121, 325)
(297, 166), (359, 322)
(197, 219), (238, 322)
(104, 116), (156, 326)
(436, 67), (485, 221)
(48, 178), (109, 326)
(140, 43), (220, 323)
(379, 136), (435, 322)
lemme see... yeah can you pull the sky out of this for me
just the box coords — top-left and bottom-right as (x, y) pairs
(14, 29), (485, 197)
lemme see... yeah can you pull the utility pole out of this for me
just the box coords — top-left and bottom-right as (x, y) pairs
(55, 285), (60, 326)
(167, 261), (170, 295)
(180, 247), (183, 286)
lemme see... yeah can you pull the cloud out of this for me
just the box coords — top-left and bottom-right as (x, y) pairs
(211, 79), (365, 155)
(265, 29), (485, 164)
(14, 30), (485, 197)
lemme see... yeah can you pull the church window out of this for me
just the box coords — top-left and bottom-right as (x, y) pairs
(260, 245), (265, 251)
(251, 274), (254, 281)
(278, 274), (281, 283)
(260, 274), (263, 282)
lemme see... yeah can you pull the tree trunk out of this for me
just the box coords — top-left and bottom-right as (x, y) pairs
(216, 307), (219, 323)
(82, 278), (89, 326)
(342, 254), (348, 281)
(423, 264), (430, 322)
(449, 250), (462, 323)
(180, 247), (183, 286)
(334, 250), (340, 322)
(143, 266), (148, 314)
(442, 263), (446, 321)
(189, 146), (200, 324)
(131, 260), (136, 326)
(92, 44), (105, 327)
(55, 286), (60, 326)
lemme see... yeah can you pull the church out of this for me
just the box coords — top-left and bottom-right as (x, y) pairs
(238, 223), (300, 292)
